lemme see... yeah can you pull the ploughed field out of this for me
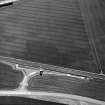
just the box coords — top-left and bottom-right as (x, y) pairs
(0, 58), (105, 105)
(0, 96), (65, 105)
(0, 62), (23, 90)
(0, 0), (102, 74)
